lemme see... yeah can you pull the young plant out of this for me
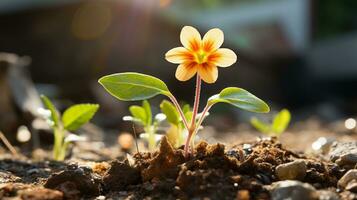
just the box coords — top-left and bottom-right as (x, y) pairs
(160, 100), (194, 148)
(40, 95), (99, 161)
(123, 100), (165, 150)
(99, 26), (270, 157)
(250, 109), (291, 137)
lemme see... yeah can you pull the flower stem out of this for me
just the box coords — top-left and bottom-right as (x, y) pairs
(184, 75), (202, 157)
(190, 75), (201, 129)
(193, 104), (212, 136)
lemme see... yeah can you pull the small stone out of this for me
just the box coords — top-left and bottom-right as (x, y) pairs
(338, 169), (357, 189)
(237, 190), (250, 200)
(118, 132), (134, 150)
(311, 137), (334, 154)
(345, 181), (357, 193)
(329, 142), (357, 168)
(0, 170), (20, 183)
(21, 188), (63, 200)
(270, 180), (317, 200)
(95, 195), (106, 200)
(275, 160), (306, 181)
(317, 190), (340, 200)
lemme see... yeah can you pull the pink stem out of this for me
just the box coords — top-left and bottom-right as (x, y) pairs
(184, 75), (202, 157)
(190, 75), (201, 129)
(193, 104), (212, 135)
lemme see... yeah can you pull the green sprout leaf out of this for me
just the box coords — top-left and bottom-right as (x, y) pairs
(142, 100), (152, 125)
(98, 72), (171, 101)
(62, 104), (99, 131)
(208, 87), (270, 113)
(160, 100), (180, 125)
(40, 95), (60, 127)
(183, 104), (193, 123)
(250, 117), (270, 134)
(129, 105), (147, 125)
(272, 109), (291, 134)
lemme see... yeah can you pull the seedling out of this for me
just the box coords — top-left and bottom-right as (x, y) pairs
(40, 95), (99, 161)
(123, 100), (165, 150)
(160, 100), (194, 148)
(99, 26), (270, 157)
(250, 109), (291, 137)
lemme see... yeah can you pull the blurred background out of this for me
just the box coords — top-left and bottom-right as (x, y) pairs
(1, 0), (357, 151)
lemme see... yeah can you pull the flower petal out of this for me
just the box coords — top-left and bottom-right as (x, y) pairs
(175, 62), (198, 81)
(202, 28), (224, 52)
(208, 48), (237, 67)
(180, 26), (201, 51)
(165, 47), (193, 64)
(198, 63), (218, 84)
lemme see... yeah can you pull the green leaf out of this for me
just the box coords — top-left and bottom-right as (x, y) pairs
(98, 72), (171, 101)
(182, 104), (192, 123)
(160, 100), (180, 125)
(182, 104), (191, 114)
(62, 104), (99, 131)
(142, 100), (152, 125)
(40, 95), (60, 127)
(250, 117), (270, 134)
(208, 87), (270, 113)
(272, 109), (291, 135)
(129, 105), (147, 125)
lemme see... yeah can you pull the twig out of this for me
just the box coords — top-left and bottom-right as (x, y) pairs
(0, 131), (18, 156)
(132, 123), (140, 153)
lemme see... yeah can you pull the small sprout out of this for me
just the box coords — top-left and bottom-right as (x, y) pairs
(40, 95), (99, 161)
(160, 100), (190, 147)
(126, 100), (163, 150)
(98, 26), (270, 157)
(250, 109), (291, 137)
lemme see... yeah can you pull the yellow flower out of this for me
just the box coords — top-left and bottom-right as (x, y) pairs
(165, 26), (237, 84)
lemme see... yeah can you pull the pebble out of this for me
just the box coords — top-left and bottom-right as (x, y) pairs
(345, 181), (357, 193)
(311, 137), (335, 154)
(21, 188), (63, 200)
(0, 170), (20, 183)
(95, 196), (106, 200)
(275, 160), (306, 181)
(328, 142), (357, 168)
(270, 180), (317, 200)
(338, 169), (357, 192)
(317, 190), (340, 200)
(118, 132), (134, 150)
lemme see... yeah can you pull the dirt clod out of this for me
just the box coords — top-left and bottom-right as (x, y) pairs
(102, 160), (141, 191)
(141, 136), (185, 181)
(44, 164), (100, 199)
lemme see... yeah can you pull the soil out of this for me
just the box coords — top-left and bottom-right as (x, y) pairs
(1, 135), (356, 200)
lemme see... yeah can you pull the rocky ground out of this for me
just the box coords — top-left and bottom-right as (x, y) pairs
(0, 133), (356, 200)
